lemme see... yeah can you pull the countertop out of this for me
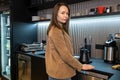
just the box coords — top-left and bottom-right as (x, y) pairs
(89, 58), (120, 80)
(17, 51), (120, 80)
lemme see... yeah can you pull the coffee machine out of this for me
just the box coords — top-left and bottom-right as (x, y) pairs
(104, 33), (120, 64)
(114, 33), (120, 64)
(104, 34), (117, 63)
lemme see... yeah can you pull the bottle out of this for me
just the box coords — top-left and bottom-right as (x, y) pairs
(40, 42), (43, 50)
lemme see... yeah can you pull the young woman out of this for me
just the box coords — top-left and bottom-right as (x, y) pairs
(45, 3), (94, 80)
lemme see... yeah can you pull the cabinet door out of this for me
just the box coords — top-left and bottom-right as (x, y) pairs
(18, 54), (31, 80)
(31, 56), (48, 80)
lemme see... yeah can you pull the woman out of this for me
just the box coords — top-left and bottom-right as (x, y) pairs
(45, 3), (94, 80)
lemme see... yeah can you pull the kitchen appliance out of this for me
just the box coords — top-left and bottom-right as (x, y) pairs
(104, 34), (117, 63)
(114, 33), (120, 64)
(79, 38), (92, 64)
(0, 10), (11, 80)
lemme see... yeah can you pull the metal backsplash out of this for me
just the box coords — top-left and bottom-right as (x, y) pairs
(37, 0), (120, 59)
(37, 15), (120, 59)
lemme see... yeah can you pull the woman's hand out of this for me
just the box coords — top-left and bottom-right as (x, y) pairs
(82, 64), (95, 70)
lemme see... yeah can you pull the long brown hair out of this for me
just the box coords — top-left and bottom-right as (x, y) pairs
(47, 3), (70, 35)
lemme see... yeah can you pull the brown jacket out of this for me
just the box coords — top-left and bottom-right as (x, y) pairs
(45, 26), (82, 79)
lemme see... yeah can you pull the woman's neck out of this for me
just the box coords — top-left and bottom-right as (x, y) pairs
(58, 22), (63, 28)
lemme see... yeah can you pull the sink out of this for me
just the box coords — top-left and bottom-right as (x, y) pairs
(78, 69), (113, 80)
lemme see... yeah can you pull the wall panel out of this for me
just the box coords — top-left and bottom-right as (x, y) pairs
(37, 0), (120, 59)
(37, 15), (120, 59)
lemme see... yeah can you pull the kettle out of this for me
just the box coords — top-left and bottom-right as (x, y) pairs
(79, 48), (91, 64)
(79, 38), (92, 64)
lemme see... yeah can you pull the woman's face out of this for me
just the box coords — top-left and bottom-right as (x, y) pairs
(57, 5), (69, 24)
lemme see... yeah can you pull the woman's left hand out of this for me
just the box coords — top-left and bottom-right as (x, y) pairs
(82, 64), (95, 70)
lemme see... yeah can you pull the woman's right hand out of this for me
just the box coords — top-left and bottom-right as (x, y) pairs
(82, 64), (95, 70)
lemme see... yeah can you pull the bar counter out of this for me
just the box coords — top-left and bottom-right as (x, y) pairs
(17, 51), (120, 80)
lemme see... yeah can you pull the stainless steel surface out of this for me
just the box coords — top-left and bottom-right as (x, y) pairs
(78, 74), (105, 80)
(77, 70), (113, 80)
(78, 73), (107, 80)
(104, 47), (115, 62)
(104, 39), (116, 63)
(18, 54), (31, 80)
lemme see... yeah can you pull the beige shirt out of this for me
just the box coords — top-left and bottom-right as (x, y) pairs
(45, 26), (82, 79)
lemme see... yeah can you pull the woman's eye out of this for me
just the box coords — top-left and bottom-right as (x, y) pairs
(61, 12), (65, 14)
(66, 13), (69, 15)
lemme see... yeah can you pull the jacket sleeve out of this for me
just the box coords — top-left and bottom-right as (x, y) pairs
(50, 28), (83, 72)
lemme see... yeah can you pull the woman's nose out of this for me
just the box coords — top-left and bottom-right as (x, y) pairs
(64, 14), (68, 18)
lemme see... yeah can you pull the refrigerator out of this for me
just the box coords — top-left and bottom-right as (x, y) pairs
(0, 8), (38, 80)
(0, 10), (11, 80)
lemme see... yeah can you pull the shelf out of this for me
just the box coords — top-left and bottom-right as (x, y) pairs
(28, 0), (90, 10)
(31, 12), (120, 22)
(6, 37), (10, 39)
(71, 11), (120, 19)
(5, 24), (10, 27)
(6, 53), (10, 57)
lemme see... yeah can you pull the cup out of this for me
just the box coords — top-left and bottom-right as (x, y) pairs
(97, 6), (105, 14)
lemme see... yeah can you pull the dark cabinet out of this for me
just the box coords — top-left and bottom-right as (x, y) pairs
(18, 54), (31, 80)
(25, 0), (120, 22)
(12, 0), (90, 22)
(11, 0), (37, 22)
(17, 53), (48, 80)
(28, 0), (90, 10)
(31, 55), (48, 80)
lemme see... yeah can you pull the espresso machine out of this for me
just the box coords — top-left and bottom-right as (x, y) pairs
(104, 34), (117, 63)
(114, 33), (120, 64)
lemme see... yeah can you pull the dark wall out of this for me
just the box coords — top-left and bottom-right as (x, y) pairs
(10, 22), (37, 80)
(11, 22), (37, 51)
(11, 0), (38, 79)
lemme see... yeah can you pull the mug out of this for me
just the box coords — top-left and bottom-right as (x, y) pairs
(97, 6), (105, 14)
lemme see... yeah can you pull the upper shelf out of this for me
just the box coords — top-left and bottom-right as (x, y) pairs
(72, 11), (120, 19)
(32, 11), (120, 22)
(27, 0), (90, 10)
